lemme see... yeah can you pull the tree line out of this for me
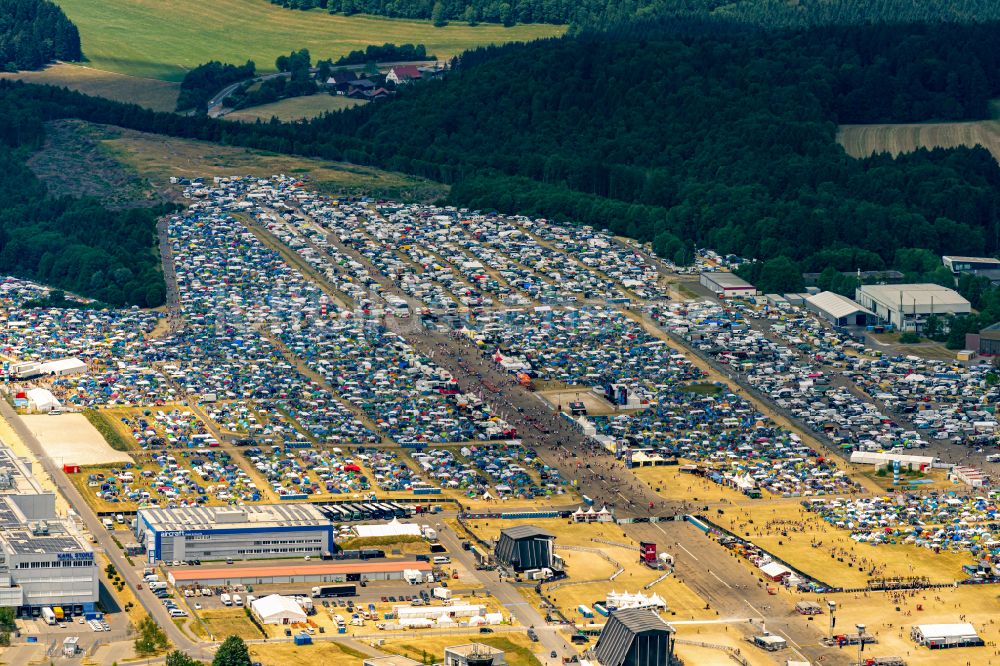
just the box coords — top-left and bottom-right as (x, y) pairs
(0, 0), (81, 71)
(0, 90), (169, 307)
(176, 60), (256, 112)
(6, 20), (1000, 307)
(266, 0), (1000, 28)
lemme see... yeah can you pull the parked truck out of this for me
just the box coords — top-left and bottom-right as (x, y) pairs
(311, 585), (356, 598)
(432, 587), (452, 600)
(41, 607), (56, 625)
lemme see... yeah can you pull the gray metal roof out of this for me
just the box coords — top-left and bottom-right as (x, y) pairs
(140, 504), (329, 532)
(498, 525), (554, 540)
(806, 291), (874, 320)
(612, 607), (675, 634)
(594, 608), (674, 666)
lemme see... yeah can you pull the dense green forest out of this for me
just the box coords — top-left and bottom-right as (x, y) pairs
(0, 0), (81, 71)
(268, 0), (1000, 29)
(0, 94), (168, 306)
(177, 60), (256, 112)
(5, 19), (1000, 306)
(334, 43), (433, 66)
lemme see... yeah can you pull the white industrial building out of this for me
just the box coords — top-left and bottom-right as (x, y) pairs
(699, 272), (757, 298)
(805, 291), (876, 328)
(910, 623), (984, 649)
(251, 594), (308, 624)
(26, 388), (60, 413)
(353, 517), (422, 539)
(854, 284), (970, 333)
(0, 449), (98, 614)
(38, 358), (87, 377)
(136, 504), (334, 563)
(849, 451), (936, 471)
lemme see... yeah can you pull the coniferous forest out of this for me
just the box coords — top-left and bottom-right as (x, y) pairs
(271, 0), (1000, 29)
(0, 0), (81, 71)
(5, 18), (1000, 307)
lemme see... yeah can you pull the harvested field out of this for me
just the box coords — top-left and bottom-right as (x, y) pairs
(837, 120), (1000, 162)
(225, 94), (366, 122)
(21, 414), (133, 465)
(0, 63), (179, 111)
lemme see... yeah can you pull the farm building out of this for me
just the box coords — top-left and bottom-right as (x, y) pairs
(910, 623), (984, 649)
(494, 525), (554, 571)
(854, 284), (970, 333)
(805, 291), (876, 328)
(168, 559), (432, 587)
(699, 272), (756, 298)
(251, 594), (307, 624)
(593, 607), (676, 666)
(136, 504), (334, 563)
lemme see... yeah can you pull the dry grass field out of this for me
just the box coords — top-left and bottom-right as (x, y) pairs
(380, 633), (542, 666)
(713, 501), (972, 588)
(226, 95), (366, 122)
(0, 63), (180, 111)
(837, 120), (1000, 162)
(51, 120), (446, 202)
(248, 642), (369, 666)
(56, 0), (564, 81)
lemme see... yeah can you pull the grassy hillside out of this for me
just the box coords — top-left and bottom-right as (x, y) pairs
(0, 64), (180, 112)
(225, 94), (366, 122)
(55, 0), (564, 81)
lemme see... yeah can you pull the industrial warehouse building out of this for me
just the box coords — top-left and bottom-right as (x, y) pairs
(0, 448), (98, 613)
(854, 284), (970, 333)
(942, 255), (1000, 274)
(594, 608), (676, 666)
(699, 272), (757, 298)
(494, 525), (554, 572)
(910, 623), (984, 649)
(136, 504), (334, 563)
(805, 291), (876, 328)
(167, 559), (432, 587)
(975, 322), (1000, 355)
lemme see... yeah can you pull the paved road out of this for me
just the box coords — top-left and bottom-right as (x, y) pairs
(626, 520), (849, 665)
(435, 520), (567, 665)
(0, 400), (204, 659)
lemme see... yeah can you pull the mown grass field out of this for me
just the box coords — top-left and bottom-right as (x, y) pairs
(0, 63), (180, 111)
(56, 0), (564, 81)
(226, 94), (366, 122)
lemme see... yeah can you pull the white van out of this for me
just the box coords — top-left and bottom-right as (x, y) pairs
(432, 556), (451, 565)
